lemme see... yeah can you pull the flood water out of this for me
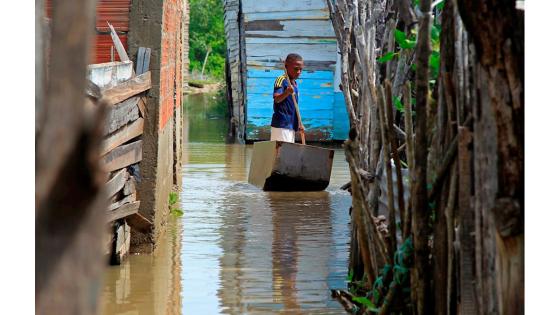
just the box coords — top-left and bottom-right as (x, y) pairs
(101, 92), (352, 314)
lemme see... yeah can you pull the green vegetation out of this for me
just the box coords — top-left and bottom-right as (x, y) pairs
(377, 6), (443, 115)
(346, 238), (414, 313)
(189, 0), (226, 80)
(168, 192), (184, 217)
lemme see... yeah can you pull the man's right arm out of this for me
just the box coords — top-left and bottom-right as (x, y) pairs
(274, 85), (294, 104)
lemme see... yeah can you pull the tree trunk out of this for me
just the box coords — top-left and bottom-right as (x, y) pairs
(457, 1), (524, 314)
(412, 0), (434, 314)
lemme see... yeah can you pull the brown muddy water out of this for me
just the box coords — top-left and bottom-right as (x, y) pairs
(101, 92), (352, 314)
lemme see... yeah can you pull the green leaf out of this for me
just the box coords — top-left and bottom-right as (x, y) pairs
(436, 0), (445, 10)
(429, 201), (436, 210)
(431, 24), (441, 41)
(395, 29), (406, 45)
(352, 296), (375, 309)
(168, 192), (178, 206)
(404, 39), (417, 49)
(171, 208), (184, 217)
(394, 29), (417, 50)
(367, 306), (381, 313)
(347, 269), (354, 282)
(393, 96), (404, 113)
(429, 51), (440, 74)
(372, 288), (381, 304)
(377, 52), (397, 63)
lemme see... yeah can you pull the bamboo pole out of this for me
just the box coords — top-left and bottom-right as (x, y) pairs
(283, 67), (306, 145)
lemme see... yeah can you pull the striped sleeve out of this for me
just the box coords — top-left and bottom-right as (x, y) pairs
(274, 75), (286, 89)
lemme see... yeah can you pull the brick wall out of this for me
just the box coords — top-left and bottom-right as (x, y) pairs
(159, 0), (184, 130)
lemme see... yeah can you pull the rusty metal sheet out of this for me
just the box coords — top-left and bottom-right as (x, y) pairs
(45, 0), (131, 64)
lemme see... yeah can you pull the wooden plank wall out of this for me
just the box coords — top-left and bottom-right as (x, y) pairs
(224, 0), (246, 143)
(88, 60), (153, 264)
(240, 0), (349, 141)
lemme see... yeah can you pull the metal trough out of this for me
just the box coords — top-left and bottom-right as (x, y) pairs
(248, 141), (334, 191)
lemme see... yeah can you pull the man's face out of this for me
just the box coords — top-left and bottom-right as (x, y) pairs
(286, 59), (304, 80)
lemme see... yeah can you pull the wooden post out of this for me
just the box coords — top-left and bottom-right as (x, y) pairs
(36, 0), (106, 313)
(412, 0), (434, 314)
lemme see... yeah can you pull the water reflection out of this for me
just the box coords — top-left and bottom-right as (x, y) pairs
(270, 191), (332, 314)
(101, 92), (351, 314)
(100, 219), (183, 315)
(183, 92), (228, 144)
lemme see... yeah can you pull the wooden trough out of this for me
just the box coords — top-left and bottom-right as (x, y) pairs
(248, 141), (334, 191)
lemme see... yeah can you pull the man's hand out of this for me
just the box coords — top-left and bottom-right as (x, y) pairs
(298, 124), (305, 132)
(273, 84), (295, 104)
(285, 85), (294, 95)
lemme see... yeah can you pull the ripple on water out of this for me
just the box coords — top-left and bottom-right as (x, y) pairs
(101, 118), (352, 314)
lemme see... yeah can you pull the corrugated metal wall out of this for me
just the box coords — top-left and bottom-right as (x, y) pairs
(46, 0), (131, 64)
(242, 0), (349, 141)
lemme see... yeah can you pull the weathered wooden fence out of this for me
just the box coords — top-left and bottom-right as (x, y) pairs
(327, 0), (524, 314)
(87, 50), (154, 264)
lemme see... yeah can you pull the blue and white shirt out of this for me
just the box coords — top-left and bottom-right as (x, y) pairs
(271, 74), (299, 131)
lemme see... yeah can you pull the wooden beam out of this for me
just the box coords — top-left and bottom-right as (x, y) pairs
(123, 177), (136, 196)
(105, 169), (128, 198)
(126, 212), (153, 234)
(86, 79), (102, 100)
(101, 117), (144, 155)
(116, 222), (130, 263)
(111, 220), (131, 265)
(104, 97), (140, 135)
(108, 193), (137, 211)
(101, 71), (151, 106)
(107, 22), (129, 62)
(136, 47), (152, 74)
(136, 47), (146, 73)
(102, 140), (143, 172)
(107, 201), (140, 222)
(137, 96), (147, 118)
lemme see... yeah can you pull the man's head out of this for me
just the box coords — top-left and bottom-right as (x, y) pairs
(285, 53), (304, 80)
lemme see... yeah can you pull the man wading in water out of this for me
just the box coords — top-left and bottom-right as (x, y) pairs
(271, 53), (305, 143)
